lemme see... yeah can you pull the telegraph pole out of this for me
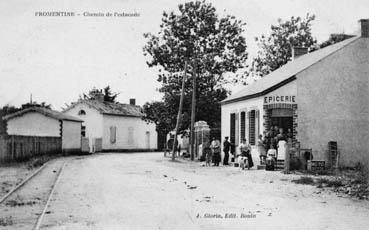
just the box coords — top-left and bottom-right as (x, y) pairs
(190, 61), (197, 161)
(172, 61), (188, 161)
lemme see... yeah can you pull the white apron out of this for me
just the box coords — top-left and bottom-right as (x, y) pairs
(277, 140), (287, 160)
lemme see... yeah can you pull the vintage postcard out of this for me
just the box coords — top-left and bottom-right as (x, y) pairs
(0, 0), (368, 229)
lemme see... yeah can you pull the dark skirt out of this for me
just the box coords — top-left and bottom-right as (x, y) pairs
(247, 153), (254, 168)
(213, 152), (221, 163)
(242, 151), (254, 168)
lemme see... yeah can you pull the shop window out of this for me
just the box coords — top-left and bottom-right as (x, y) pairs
(110, 126), (117, 143)
(240, 111), (246, 141)
(78, 110), (86, 116)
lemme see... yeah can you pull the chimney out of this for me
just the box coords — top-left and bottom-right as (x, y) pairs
(359, 19), (369, 37)
(95, 92), (105, 102)
(129, 98), (136, 106)
(292, 47), (308, 59)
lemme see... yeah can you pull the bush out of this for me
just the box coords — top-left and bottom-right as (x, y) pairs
(0, 216), (13, 226)
(292, 176), (315, 185)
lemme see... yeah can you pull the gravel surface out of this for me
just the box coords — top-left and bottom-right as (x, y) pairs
(34, 152), (369, 230)
(0, 163), (35, 198)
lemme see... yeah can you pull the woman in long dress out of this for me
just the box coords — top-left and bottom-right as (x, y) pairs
(277, 139), (287, 160)
(210, 137), (221, 166)
(276, 129), (287, 160)
(257, 134), (267, 164)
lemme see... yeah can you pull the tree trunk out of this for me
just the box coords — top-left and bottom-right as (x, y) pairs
(172, 61), (188, 161)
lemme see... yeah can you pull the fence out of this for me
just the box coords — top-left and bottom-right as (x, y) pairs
(0, 135), (62, 163)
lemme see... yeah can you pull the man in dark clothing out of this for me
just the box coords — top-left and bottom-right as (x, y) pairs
(223, 137), (232, 165)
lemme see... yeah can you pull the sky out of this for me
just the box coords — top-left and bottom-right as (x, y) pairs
(0, 0), (368, 110)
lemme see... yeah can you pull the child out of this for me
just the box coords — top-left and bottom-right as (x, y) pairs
(204, 147), (212, 167)
(266, 145), (277, 171)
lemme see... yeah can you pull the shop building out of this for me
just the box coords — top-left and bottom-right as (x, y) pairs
(221, 19), (369, 167)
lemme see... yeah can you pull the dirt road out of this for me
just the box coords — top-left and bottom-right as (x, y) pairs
(6, 152), (369, 230)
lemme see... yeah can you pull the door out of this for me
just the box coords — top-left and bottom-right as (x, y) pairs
(145, 131), (150, 149)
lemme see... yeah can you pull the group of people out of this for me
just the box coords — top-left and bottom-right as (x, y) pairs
(257, 126), (292, 170)
(204, 136), (254, 170)
(203, 125), (292, 170)
(204, 137), (222, 166)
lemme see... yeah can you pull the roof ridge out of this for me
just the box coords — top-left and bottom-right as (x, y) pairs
(3, 106), (82, 122)
(63, 99), (144, 117)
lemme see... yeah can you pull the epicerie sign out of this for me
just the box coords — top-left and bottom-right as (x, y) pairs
(264, 95), (296, 104)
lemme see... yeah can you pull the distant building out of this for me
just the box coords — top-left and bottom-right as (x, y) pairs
(221, 19), (369, 167)
(63, 97), (157, 152)
(2, 107), (83, 153)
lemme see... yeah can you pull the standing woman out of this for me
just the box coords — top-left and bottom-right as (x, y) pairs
(257, 134), (267, 165)
(277, 129), (287, 161)
(210, 137), (221, 166)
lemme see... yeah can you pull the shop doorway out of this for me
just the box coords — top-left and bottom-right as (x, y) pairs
(270, 108), (293, 133)
(271, 117), (293, 132)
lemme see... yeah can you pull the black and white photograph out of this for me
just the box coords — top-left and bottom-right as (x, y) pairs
(0, 0), (368, 229)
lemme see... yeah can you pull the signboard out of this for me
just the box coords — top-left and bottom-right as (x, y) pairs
(264, 95), (296, 104)
(311, 161), (325, 171)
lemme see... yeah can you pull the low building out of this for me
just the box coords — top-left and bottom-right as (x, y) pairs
(2, 107), (83, 153)
(63, 97), (157, 152)
(221, 19), (369, 168)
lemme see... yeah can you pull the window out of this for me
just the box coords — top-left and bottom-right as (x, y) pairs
(78, 110), (86, 115)
(110, 126), (116, 143)
(81, 125), (86, 137)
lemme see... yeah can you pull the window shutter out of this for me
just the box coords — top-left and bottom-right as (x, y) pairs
(110, 126), (116, 144)
(248, 110), (256, 145)
(230, 113), (236, 145)
(235, 112), (239, 146)
(240, 112), (246, 141)
(255, 110), (260, 140)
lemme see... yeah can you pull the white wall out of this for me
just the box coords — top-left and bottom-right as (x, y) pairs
(264, 81), (297, 103)
(221, 97), (264, 157)
(297, 38), (369, 167)
(62, 120), (81, 151)
(63, 104), (103, 145)
(102, 114), (157, 150)
(7, 112), (60, 137)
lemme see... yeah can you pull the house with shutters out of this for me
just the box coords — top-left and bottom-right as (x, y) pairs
(221, 19), (369, 168)
(63, 96), (157, 152)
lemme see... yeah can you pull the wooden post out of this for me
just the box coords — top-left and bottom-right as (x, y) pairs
(172, 61), (188, 161)
(190, 62), (197, 161)
(284, 140), (291, 173)
(11, 136), (15, 161)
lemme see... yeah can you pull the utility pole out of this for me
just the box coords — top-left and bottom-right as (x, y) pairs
(172, 61), (188, 161)
(190, 61), (197, 161)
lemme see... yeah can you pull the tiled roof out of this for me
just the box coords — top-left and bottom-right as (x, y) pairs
(65, 100), (144, 117)
(222, 36), (360, 104)
(2, 107), (83, 122)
